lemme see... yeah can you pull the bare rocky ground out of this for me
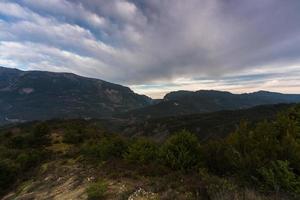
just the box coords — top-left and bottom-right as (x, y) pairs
(2, 158), (163, 200)
(1, 158), (272, 200)
(1, 132), (163, 200)
(2, 159), (90, 200)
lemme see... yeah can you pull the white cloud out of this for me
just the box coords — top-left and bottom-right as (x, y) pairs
(0, 1), (39, 20)
(0, 41), (112, 78)
(0, 0), (299, 97)
(114, 0), (137, 20)
(22, 0), (107, 28)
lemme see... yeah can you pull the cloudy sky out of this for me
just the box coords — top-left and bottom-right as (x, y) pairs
(0, 0), (300, 98)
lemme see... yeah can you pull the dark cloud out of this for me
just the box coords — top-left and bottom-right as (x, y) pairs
(0, 0), (299, 97)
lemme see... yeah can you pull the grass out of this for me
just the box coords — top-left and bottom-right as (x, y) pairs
(86, 180), (108, 200)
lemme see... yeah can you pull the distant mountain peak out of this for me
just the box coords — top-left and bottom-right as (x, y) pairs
(0, 66), (152, 125)
(252, 90), (280, 94)
(127, 89), (300, 119)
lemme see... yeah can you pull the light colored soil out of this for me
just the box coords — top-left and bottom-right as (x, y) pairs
(1, 159), (160, 200)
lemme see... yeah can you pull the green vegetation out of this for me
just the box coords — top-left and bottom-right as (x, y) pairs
(1, 105), (300, 199)
(79, 104), (300, 198)
(86, 180), (108, 200)
(124, 138), (158, 164)
(160, 130), (201, 171)
(81, 134), (127, 162)
(132, 103), (292, 140)
(63, 126), (85, 144)
(0, 123), (50, 194)
(258, 160), (300, 194)
(200, 171), (237, 200)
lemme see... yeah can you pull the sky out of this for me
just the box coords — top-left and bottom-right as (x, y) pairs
(0, 0), (300, 98)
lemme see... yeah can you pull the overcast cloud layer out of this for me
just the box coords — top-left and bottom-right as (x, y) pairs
(0, 0), (300, 98)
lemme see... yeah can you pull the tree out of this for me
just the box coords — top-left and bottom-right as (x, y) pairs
(160, 130), (201, 171)
(81, 135), (127, 162)
(31, 123), (51, 146)
(258, 160), (300, 194)
(124, 138), (158, 164)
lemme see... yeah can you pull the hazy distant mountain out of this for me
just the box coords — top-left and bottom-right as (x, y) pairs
(0, 67), (152, 125)
(125, 90), (300, 118)
(1, 66), (300, 125)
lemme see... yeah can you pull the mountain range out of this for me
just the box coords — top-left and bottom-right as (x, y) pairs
(125, 90), (300, 118)
(1, 66), (300, 125)
(0, 66), (151, 125)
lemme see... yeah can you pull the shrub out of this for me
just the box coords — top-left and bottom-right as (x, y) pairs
(9, 135), (29, 149)
(0, 159), (18, 193)
(86, 180), (107, 200)
(198, 169), (237, 200)
(258, 160), (300, 194)
(16, 150), (45, 170)
(124, 138), (158, 164)
(30, 123), (51, 147)
(160, 130), (201, 171)
(33, 123), (50, 136)
(201, 139), (233, 175)
(63, 128), (85, 144)
(81, 135), (127, 162)
(205, 176), (237, 200)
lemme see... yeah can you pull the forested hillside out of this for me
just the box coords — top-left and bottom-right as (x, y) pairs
(123, 103), (293, 140)
(0, 66), (152, 125)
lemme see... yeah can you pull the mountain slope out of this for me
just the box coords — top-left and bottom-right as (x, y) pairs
(124, 90), (300, 118)
(0, 67), (152, 125)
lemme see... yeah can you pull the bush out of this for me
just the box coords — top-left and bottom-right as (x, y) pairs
(30, 123), (51, 147)
(16, 150), (45, 170)
(63, 128), (85, 144)
(81, 135), (127, 162)
(124, 138), (158, 164)
(9, 135), (29, 149)
(160, 130), (201, 171)
(204, 175), (237, 200)
(86, 180), (107, 200)
(201, 139), (232, 175)
(0, 159), (18, 193)
(258, 160), (300, 194)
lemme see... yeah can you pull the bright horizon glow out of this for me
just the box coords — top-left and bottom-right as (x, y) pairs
(134, 86), (300, 99)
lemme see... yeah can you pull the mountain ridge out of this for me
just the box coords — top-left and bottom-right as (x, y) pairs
(1, 66), (300, 124)
(125, 89), (300, 118)
(0, 66), (152, 125)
